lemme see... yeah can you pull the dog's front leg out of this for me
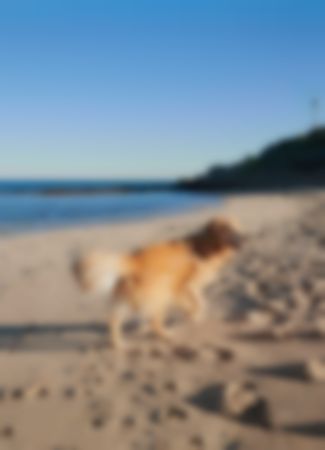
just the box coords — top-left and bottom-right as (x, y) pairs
(109, 303), (128, 349)
(149, 313), (173, 342)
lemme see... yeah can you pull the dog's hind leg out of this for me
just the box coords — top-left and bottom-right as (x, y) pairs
(107, 279), (134, 349)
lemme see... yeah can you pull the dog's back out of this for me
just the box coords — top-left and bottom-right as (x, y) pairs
(115, 241), (199, 313)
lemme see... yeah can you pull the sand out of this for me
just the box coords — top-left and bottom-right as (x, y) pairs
(0, 190), (325, 450)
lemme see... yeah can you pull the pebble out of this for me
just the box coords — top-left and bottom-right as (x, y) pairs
(305, 358), (325, 382)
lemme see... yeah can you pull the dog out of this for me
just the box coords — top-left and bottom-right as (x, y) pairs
(72, 217), (243, 347)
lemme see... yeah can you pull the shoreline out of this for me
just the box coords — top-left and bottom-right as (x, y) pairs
(0, 191), (302, 246)
(0, 190), (220, 237)
(0, 194), (222, 239)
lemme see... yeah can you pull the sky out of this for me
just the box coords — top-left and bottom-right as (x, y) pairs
(0, 0), (324, 180)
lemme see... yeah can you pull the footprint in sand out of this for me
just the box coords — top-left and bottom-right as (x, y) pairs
(127, 348), (143, 360)
(142, 383), (157, 396)
(149, 347), (166, 359)
(201, 344), (235, 363)
(173, 345), (198, 362)
(11, 387), (24, 400)
(217, 347), (235, 362)
(93, 374), (104, 386)
(91, 416), (106, 429)
(190, 434), (205, 448)
(224, 442), (241, 450)
(88, 398), (111, 430)
(25, 382), (50, 400)
(1, 425), (14, 439)
(130, 393), (144, 406)
(63, 386), (77, 399)
(120, 370), (136, 382)
(122, 415), (136, 428)
(0, 387), (6, 401)
(81, 373), (93, 386)
(167, 404), (188, 420)
(145, 369), (156, 380)
(21, 267), (34, 277)
(148, 408), (162, 424)
(84, 387), (96, 398)
(90, 403), (110, 430)
(163, 380), (178, 392)
(38, 387), (50, 398)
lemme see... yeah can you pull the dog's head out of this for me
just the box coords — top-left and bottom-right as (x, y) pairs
(205, 217), (244, 250)
(188, 217), (245, 257)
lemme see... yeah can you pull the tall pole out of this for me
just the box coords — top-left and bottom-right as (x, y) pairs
(311, 97), (320, 129)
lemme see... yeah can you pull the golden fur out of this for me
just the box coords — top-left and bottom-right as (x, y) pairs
(73, 217), (243, 347)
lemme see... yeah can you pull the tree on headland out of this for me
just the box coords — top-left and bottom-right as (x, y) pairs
(179, 127), (325, 191)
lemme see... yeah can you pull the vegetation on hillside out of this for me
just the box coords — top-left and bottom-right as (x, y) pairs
(179, 128), (325, 191)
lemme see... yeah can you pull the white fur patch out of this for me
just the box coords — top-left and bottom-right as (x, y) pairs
(95, 270), (120, 294)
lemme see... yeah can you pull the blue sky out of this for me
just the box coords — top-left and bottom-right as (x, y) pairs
(0, 0), (324, 179)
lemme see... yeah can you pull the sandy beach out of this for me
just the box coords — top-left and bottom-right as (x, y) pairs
(0, 190), (325, 450)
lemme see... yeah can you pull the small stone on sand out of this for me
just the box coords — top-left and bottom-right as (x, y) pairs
(305, 358), (325, 382)
(224, 381), (272, 428)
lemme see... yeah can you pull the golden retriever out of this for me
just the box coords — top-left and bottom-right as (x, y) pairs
(73, 217), (243, 347)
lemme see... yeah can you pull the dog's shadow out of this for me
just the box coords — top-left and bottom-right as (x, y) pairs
(0, 322), (122, 352)
(0, 315), (182, 352)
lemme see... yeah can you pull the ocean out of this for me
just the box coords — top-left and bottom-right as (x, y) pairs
(0, 180), (220, 233)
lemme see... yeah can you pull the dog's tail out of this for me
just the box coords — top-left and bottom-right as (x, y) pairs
(72, 250), (131, 295)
